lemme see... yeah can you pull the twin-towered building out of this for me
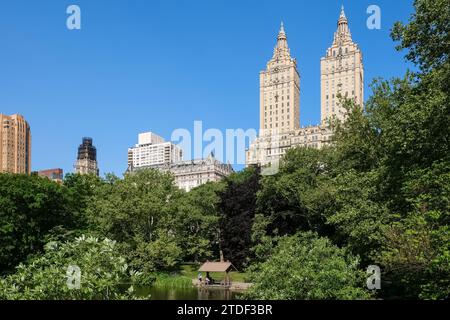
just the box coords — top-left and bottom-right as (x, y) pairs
(247, 6), (364, 167)
(2, 6), (362, 184)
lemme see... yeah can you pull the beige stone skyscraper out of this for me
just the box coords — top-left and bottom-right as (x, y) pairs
(320, 6), (364, 122)
(260, 22), (300, 134)
(0, 114), (31, 174)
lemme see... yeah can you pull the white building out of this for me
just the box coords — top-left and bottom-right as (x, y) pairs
(156, 154), (234, 192)
(127, 133), (233, 191)
(127, 132), (183, 170)
(246, 126), (333, 167)
(129, 152), (233, 192)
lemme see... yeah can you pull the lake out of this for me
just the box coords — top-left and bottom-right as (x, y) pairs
(136, 286), (243, 300)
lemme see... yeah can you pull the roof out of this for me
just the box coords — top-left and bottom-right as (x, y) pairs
(198, 262), (235, 272)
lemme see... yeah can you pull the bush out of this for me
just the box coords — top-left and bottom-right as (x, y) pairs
(246, 232), (372, 300)
(0, 235), (145, 300)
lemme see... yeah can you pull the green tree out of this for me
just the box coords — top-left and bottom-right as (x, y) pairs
(246, 232), (371, 300)
(376, 161), (450, 299)
(86, 169), (183, 272)
(0, 235), (144, 300)
(256, 147), (337, 237)
(174, 181), (224, 263)
(392, 0), (450, 73)
(0, 174), (83, 274)
(218, 167), (260, 269)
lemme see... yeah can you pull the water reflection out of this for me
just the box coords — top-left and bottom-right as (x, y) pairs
(137, 286), (243, 300)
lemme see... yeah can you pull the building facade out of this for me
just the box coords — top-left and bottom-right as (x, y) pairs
(246, 125), (333, 167)
(38, 168), (63, 183)
(127, 132), (183, 170)
(246, 7), (362, 167)
(0, 113), (31, 174)
(156, 154), (234, 192)
(130, 154), (233, 192)
(260, 22), (300, 134)
(75, 137), (99, 176)
(320, 6), (364, 122)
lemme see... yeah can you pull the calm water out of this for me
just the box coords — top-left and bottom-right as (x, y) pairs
(136, 286), (242, 300)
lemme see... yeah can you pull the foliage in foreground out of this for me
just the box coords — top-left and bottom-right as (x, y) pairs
(0, 235), (146, 300)
(86, 169), (225, 274)
(246, 232), (371, 300)
(0, 173), (97, 274)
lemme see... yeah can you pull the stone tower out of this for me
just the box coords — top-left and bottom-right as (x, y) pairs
(320, 6), (364, 122)
(75, 137), (99, 176)
(260, 22), (300, 134)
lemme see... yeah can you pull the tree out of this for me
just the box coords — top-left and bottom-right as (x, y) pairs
(391, 0), (450, 73)
(86, 169), (183, 272)
(218, 167), (260, 269)
(174, 181), (225, 263)
(0, 174), (83, 274)
(256, 147), (337, 238)
(0, 235), (144, 300)
(376, 161), (450, 299)
(246, 232), (371, 300)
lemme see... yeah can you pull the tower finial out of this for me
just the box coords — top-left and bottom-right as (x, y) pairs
(280, 21), (285, 34)
(340, 5), (346, 19)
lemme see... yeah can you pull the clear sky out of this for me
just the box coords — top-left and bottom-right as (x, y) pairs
(0, 0), (414, 177)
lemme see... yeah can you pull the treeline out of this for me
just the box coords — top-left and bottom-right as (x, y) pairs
(0, 0), (449, 300)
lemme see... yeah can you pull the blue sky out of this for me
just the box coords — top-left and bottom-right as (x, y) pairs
(0, 0), (414, 176)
